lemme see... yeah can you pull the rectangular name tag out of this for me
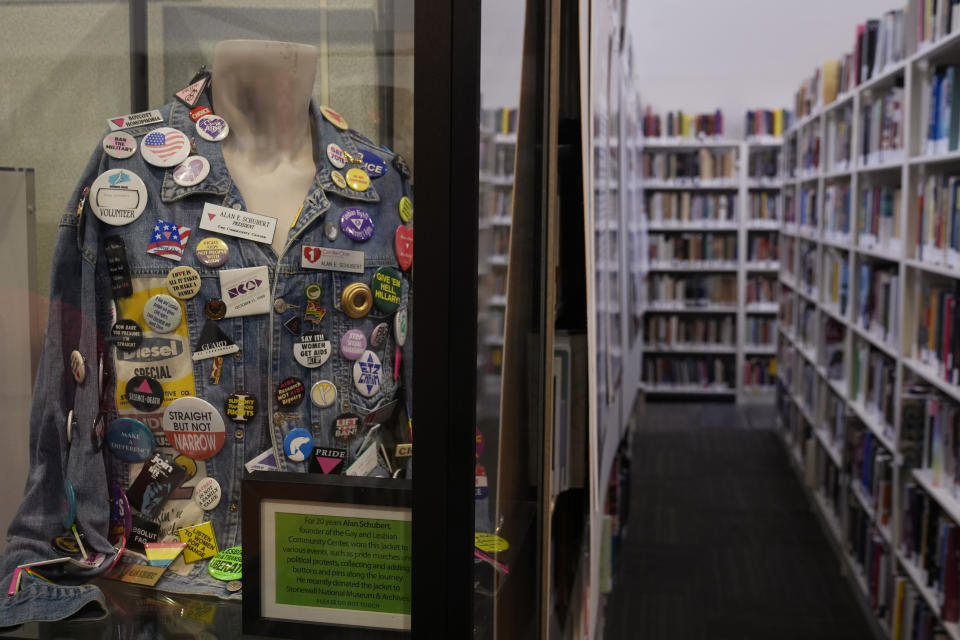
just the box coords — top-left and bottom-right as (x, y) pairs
(200, 203), (277, 245)
(107, 109), (164, 131)
(301, 245), (364, 273)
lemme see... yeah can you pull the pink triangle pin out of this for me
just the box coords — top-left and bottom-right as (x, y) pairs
(317, 457), (341, 474)
(136, 379), (152, 393)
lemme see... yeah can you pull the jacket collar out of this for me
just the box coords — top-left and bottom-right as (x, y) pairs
(160, 94), (380, 206)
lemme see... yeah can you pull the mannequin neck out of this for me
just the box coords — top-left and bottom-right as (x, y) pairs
(211, 40), (318, 167)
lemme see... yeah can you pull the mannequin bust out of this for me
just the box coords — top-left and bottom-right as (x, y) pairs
(211, 40), (319, 256)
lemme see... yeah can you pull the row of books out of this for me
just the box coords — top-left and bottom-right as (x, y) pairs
(800, 242), (818, 293)
(747, 148), (780, 179)
(824, 183), (852, 236)
(779, 289), (795, 332)
(846, 503), (894, 623)
(891, 576), (955, 640)
(747, 233), (778, 262)
(744, 109), (791, 139)
(826, 105), (854, 172)
(748, 192), (779, 221)
(825, 390), (847, 448)
(641, 108), (724, 139)
(915, 282), (960, 383)
(922, 66), (960, 156)
(861, 86), (905, 166)
(645, 192), (737, 224)
(742, 357), (776, 388)
(851, 343), (896, 431)
(915, 0), (960, 48)
(642, 149), (738, 181)
(799, 301), (817, 347)
(918, 174), (960, 264)
(746, 317), (776, 347)
(792, 187), (818, 228)
(901, 483), (960, 624)
(860, 185), (902, 250)
(648, 233), (737, 263)
(799, 123), (821, 174)
(480, 106), (518, 135)
(479, 188), (512, 222)
(648, 274), (738, 306)
(847, 421), (894, 529)
(821, 317), (845, 380)
(856, 262), (900, 346)
(824, 248), (851, 315)
(643, 356), (732, 388)
(746, 275), (777, 304)
(644, 315), (735, 348)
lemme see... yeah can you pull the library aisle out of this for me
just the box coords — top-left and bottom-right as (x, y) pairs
(605, 403), (875, 640)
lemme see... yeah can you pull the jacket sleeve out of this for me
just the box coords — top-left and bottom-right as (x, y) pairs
(0, 144), (116, 627)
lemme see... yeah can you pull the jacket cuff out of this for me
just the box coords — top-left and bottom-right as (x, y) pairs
(0, 575), (106, 628)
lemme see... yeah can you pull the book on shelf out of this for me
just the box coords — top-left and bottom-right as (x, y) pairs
(856, 261), (899, 345)
(744, 109), (792, 139)
(746, 316), (776, 346)
(480, 106), (518, 135)
(799, 301), (817, 346)
(913, 0), (960, 48)
(645, 314), (735, 348)
(642, 107), (724, 139)
(851, 341), (896, 431)
(748, 147), (781, 179)
(799, 122), (821, 173)
(800, 242), (817, 293)
(746, 275), (777, 304)
(825, 183), (852, 236)
(859, 185), (901, 250)
(642, 148), (737, 181)
(901, 384), (933, 469)
(845, 499), (894, 621)
(648, 274), (737, 306)
(846, 420), (894, 528)
(826, 104), (853, 171)
(748, 192), (779, 222)
(821, 317), (846, 381)
(916, 280), (960, 382)
(917, 173), (960, 265)
(798, 186), (818, 229)
(825, 391), (848, 448)
(860, 83), (905, 165)
(649, 232), (737, 263)
(824, 248), (850, 315)
(921, 65), (960, 155)
(645, 192), (737, 224)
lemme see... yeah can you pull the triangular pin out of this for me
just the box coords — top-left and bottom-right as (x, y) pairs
(317, 457), (342, 474)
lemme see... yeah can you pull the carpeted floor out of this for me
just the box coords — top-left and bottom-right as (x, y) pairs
(603, 402), (878, 640)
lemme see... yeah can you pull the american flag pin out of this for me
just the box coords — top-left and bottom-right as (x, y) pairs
(140, 126), (190, 168)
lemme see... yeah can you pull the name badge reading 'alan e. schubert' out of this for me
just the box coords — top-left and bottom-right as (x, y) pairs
(200, 203), (277, 245)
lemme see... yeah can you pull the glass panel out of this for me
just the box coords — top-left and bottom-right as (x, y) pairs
(0, 4), (415, 637)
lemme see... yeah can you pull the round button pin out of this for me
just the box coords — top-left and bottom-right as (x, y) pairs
(284, 427), (314, 461)
(190, 105), (212, 121)
(143, 294), (182, 333)
(370, 322), (390, 348)
(371, 266), (403, 314)
(332, 413), (360, 440)
(394, 307), (408, 346)
(194, 477), (222, 511)
(205, 298), (227, 320)
(311, 380), (337, 408)
(276, 377), (305, 409)
(102, 132), (137, 159)
(70, 350), (86, 384)
(345, 168), (371, 192)
(340, 329), (367, 360)
(195, 114), (229, 142)
(66, 410), (75, 444)
(330, 170), (347, 189)
(341, 283), (373, 319)
(196, 237), (230, 267)
(226, 580), (243, 592)
(162, 396), (226, 460)
(325, 221), (339, 241)
(358, 149), (388, 179)
(140, 127), (191, 168)
(208, 546), (243, 581)
(89, 169), (148, 226)
(125, 375), (164, 412)
(340, 208), (374, 242)
(172, 155), (210, 187)
(91, 411), (107, 451)
(326, 143), (347, 169)
(319, 105), (349, 130)
(398, 196), (413, 223)
(294, 333), (331, 368)
(166, 265), (202, 299)
(111, 319), (142, 352)
(225, 392), (257, 423)
(353, 350), (382, 397)
(304, 282), (322, 301)
(106, 417), (155, 462)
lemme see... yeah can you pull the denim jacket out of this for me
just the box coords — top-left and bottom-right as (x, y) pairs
(0, 94), (413, 626)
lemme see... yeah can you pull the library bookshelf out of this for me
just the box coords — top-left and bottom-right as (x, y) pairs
(777, 28), (960, 640)
(641, 138), (781, 403)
